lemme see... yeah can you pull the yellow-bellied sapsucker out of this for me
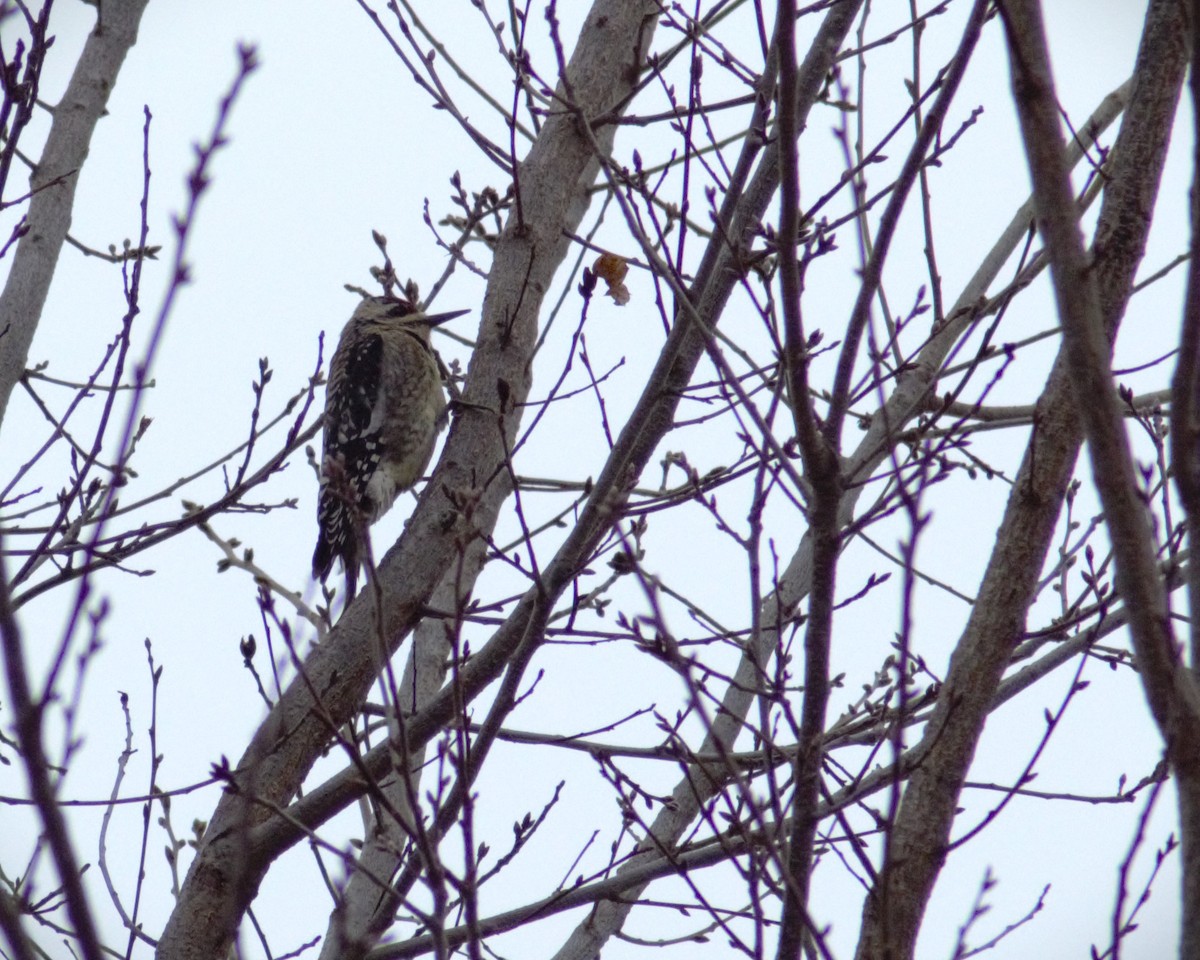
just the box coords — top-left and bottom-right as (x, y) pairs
(312, 295), (466, 598)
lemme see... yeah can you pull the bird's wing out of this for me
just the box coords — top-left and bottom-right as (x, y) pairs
(313, 331), (385, 584)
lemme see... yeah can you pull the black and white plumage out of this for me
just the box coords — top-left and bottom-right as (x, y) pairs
(312, 295), (467, 598)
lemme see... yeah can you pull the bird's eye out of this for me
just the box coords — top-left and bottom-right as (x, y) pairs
(387, 302), (414, 318)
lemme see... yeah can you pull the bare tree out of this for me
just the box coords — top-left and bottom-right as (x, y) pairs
(2, 1), (1197, 959)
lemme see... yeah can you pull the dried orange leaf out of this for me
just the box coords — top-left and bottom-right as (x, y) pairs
(593, 252), (631, 305)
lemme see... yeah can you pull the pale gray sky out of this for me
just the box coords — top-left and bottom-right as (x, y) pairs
(1, 2), (1188, 958)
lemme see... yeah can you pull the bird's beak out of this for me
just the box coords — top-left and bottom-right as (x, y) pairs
(422, 308), (470, 327)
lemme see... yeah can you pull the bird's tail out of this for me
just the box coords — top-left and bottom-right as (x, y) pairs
(313, 528), (359, 602)
(312, 535), (335, 584)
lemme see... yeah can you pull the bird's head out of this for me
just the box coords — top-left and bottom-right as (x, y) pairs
(352, 295), (469, 332)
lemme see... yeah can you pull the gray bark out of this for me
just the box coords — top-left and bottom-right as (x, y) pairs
(855, 2), (1188, 957)
(0, 1), (152, 431)
(154, 3), (659, 958)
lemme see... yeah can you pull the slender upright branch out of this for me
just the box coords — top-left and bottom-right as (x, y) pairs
(1000, 5), (1200, 959)
(855, 2), (1189, 957)
(0, 553), (104, 960)
(0, 0), (152, 427)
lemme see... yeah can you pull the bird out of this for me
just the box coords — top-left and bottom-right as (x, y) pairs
(312, 294), (468, 599)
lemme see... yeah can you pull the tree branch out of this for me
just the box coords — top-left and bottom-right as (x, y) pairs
(0, 0), (152, 427)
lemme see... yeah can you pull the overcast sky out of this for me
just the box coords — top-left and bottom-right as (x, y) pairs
(1, 2), (1191, 958)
